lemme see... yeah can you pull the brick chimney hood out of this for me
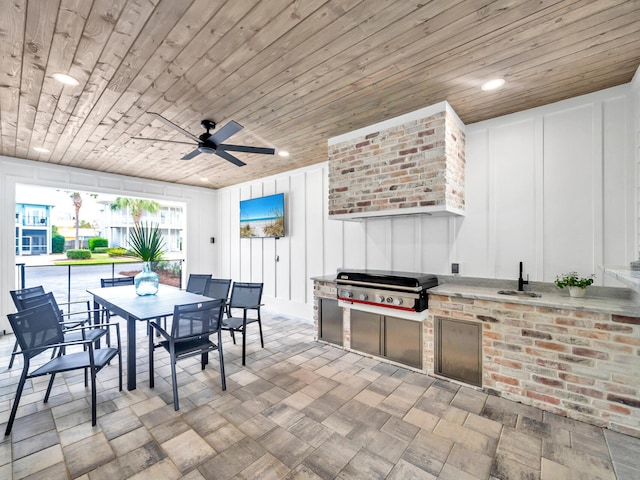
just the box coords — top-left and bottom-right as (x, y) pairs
(328, 101), (465, 220)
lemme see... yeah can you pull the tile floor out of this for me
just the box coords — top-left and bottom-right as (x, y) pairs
(1, 310), (640, 479)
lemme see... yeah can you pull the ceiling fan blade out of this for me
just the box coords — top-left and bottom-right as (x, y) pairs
(181, 149), (201, 160)
(148, 112), (201, 143)
(218, 144), (275, 155)
(215, 149), (246, 167)
(134, 137), (194, 145)
(208, 120), (243, 145)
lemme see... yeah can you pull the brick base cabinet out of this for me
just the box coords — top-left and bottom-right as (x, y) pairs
(428, 294), (640, 437)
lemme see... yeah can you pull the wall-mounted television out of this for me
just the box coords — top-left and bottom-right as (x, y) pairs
(240, 193), (285, 238)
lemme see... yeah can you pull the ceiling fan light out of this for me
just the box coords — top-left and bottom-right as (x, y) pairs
(198, 145), (216, 154)
(33, 147), (50, 153)
(481, 78), (505, 91)
(52, 73), (79, 86)
(278, 150), (290, 157)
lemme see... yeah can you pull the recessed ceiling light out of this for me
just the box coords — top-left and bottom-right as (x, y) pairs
(278, 150), (290, 157)
(52, 73), (79, 86)
(33, 147), (50, 153)
(200, 177), (209, 182)
(481, 78), (505, 91)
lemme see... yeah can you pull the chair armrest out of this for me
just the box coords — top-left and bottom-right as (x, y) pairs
(149, 321), (171, 340)
(60, 308), (106, 317)
(20, 337), (96, 354)
(230, 303), (263, 311)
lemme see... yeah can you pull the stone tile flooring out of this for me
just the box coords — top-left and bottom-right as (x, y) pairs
(1, 310), (640, 479)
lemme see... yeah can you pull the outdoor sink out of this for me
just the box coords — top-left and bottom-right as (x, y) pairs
(497, 290), (542, 298)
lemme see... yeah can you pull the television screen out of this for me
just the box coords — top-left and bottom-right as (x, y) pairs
(240, 193), (285, 238)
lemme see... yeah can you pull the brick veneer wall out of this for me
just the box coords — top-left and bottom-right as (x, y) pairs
(428, 294), (640, 437)
(328, 106), (465, 217)
(313, 280), (338, 343)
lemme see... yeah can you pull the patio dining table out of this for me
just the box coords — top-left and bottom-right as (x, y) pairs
(87, 284), (211, 390)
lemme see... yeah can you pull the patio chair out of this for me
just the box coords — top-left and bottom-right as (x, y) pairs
(8, 286), (98, 368)
(185, 274), (212, 294)
(100, 277), (135, 288)
(17, 292), (109, 349)
(222, 282), (264, 366)
(8, 286), (45, 368)
(148, 299), (227, 410)
(203, 278), (232, 301)
(100, 276), (135, 322)
(4, 302), (122, 435)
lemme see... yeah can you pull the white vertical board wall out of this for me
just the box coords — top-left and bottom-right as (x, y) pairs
(216, 83), (635, 319)
(0, 156), (217, 332)
(543, 105), (596, 279)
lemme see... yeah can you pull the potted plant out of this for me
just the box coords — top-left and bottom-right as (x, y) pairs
(128, 222), (166, 296)
(554, 272), (595, 298)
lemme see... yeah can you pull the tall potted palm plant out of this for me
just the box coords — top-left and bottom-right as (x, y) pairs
(128, 222), (166, 296)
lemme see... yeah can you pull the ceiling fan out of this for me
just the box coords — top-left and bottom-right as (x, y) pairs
(138, 112), (275, 166)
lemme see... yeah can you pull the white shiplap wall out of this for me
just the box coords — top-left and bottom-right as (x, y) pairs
(216, 83), (635, 320)
(0, 156), (218, 332)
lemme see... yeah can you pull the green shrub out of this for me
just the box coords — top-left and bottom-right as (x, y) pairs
(88, 237), (108, 252)
(66, 249), (92, 260)
(156, 260), (182, 275)
(52, 234), (65, 254)
(93, 246), (109, 254)
(107, 247), (127, 257)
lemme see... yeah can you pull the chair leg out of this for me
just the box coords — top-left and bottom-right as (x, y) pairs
(90, 368), (97, 426)
(229, 330), (236, 344)
(257, 316), (264, 348)
(242, 329), (246, 366)
(44, 373), (57, 403)
(5, 365), (29, 435)
(218, 331), (226, 391)
(201, 351), (209, 369)
(8, 340), (19, 369)
(170, 357), (179, 411)
(149, 329), (155, 388)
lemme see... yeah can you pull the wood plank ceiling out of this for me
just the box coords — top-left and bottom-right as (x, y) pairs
(1, 0), (639, 189)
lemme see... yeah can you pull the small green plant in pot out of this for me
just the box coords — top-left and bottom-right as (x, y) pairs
(554, 272), (595, 298)
(128, 222), (166, 296)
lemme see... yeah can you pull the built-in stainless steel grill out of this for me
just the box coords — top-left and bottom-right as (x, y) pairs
(336, 269), (438, 312)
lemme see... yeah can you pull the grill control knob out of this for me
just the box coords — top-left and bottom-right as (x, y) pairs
(386, 297), (393, 303)
(344, 291), (353, 298)
(359, 293), (368, 301)
(376, 295), (385, 303)
(393, 298), (403, 306)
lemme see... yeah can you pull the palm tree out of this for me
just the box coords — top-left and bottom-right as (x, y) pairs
(110, 197), (161, 227)
(70, 192), (82, 249)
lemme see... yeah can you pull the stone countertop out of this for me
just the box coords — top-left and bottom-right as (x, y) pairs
(429, 283), (640, 317)
(602, 266), (640, 293)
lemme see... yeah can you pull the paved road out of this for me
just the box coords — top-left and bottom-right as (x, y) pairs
(20, 263), (144, 309)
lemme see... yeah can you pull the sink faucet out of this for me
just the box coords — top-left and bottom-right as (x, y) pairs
(518, 261), (529, 291)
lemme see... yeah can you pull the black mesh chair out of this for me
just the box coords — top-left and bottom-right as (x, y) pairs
(203, 278), (232, 301)
(9, 287), (97, 368)
(185, 274), (212, 294)
(17, 292), (109, 351)
(100, 277), (134, 288)
(100, 277), (135, 322)
(222, 282), (264, 366)
(149, 299), (227, 410)
(8, 286), (45, 368)
(5, 302), (122, 435)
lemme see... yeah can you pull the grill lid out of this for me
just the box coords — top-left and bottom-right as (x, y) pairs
(336, 269), (438, 289)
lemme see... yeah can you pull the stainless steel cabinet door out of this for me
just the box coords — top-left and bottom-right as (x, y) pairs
(319, 298), (343, 345)
(384, 315), (422, 369)
(350, 309), (382, 355)
(435, 317), (482, 387)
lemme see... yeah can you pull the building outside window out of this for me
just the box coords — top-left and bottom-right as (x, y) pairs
(15, 203), (52, 255)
